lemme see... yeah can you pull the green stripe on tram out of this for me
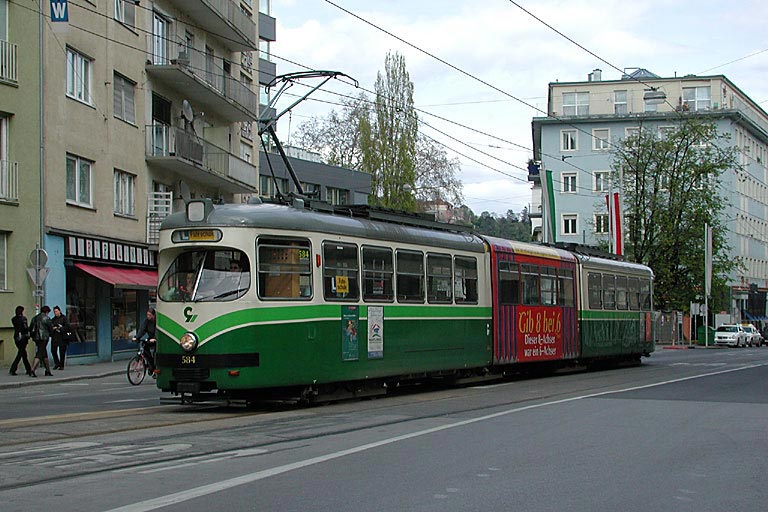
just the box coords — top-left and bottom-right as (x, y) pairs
(579, 310), (645, 320)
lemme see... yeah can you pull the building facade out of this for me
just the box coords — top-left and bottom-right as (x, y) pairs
(531, 68), (768, 320)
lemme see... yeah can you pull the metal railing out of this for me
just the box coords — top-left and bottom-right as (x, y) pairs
(0, 40), (17, 84)
(146, 191), (172, 245)
(0, 160), (19, 201)
(206, 0), (257, 48)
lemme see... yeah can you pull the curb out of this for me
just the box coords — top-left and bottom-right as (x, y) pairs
(0, 370), (124, 390)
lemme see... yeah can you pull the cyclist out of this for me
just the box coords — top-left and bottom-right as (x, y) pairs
(132, 308), (157, 376)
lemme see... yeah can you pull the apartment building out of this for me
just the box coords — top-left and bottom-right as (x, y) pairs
(530, 68), (768, 320)
(0, 0), (41, 361)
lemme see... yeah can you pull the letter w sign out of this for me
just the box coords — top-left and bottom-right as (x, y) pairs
(50, 0), (69, 22)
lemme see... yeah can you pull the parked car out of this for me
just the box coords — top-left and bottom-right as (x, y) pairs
(741, 324), (764, 347)
(714, 324), (748, 347)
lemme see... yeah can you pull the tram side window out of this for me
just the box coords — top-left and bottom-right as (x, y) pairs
(603, 274), (616, 309)
(455, 256), (478, 304)
(541, 267), (557, 306)
(257, 238), (312, 300)
(640, 279), (652, 310)
(362, 246), (394, 302)
(628, 277), (640, 310)
(323, 242), (360, 301)
(427, 253), (453, 303)
(558, 268), (575, 307)
(396, 250), (424, 303)
(616, 276), (628, 310)
(498, 261), (520, 305)
(521, 264), (540, 305)
(588, 272), (602, 309)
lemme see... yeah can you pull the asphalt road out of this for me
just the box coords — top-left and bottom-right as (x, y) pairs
(1, 347), (767, 512)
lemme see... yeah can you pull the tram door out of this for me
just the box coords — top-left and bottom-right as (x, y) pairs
(494, 254), (519, 363)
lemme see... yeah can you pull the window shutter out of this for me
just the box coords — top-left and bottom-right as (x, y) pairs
(125, 80), (135, 123)
(113, 75), (123, 118)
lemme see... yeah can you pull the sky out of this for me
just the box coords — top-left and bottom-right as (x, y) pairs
(269, 0), (768, 216)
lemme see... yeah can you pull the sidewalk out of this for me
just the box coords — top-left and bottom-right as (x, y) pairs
(0, 359), (127, 389)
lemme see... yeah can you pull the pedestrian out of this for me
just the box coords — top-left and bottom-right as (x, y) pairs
(133, 308), (157, 374)
(50, 305), (72, 370)
(29, 305), (54, 377)
(9, 305), (32, 376)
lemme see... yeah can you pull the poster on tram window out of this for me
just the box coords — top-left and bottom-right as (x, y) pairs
(341, 305), (359, 361)
(516, 306), (563, 362)
(367, 306), (384, 359)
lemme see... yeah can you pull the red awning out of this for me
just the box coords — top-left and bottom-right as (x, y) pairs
(75, 263), (158, 290)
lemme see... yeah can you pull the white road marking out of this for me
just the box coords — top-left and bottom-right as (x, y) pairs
(104, 362), (768, 512)
(0, 442), (101, 459)
(107, 398), (161, 403)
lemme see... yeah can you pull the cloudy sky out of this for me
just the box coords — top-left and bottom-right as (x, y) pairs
(269, 0), (768, 216)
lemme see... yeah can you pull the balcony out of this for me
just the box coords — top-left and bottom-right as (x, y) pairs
(0, 40), (18, 84)
(259, 12), (276, 42)
(146, 191), (173, 245)
(259, 57), (276, 86)
(146, 38), (259, 122)
(165, 0), (257, 51)
(145, 124), (257, 193)
(0, 160), (19, 201)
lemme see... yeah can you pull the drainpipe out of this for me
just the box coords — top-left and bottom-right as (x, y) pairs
(38, 4), (45, 311)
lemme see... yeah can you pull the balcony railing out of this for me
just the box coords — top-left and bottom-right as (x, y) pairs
(145, 124), (257, 191)
(0, 40), (18, 84)
(164, 0), (257, 51)
(146, 191), (173, 245)
(0, 160), (19, 201)
(146, 37), (259, 121)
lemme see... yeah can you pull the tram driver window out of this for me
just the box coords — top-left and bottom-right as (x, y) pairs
(454, 256), (478, 304)
(194, 250), (251, 302)
(427, 253), (452, 303)
(323, 242), (360, 301)
(498, 261), (520, 305)
(362, 246), (394, 302)
(396, 250), (424, 303)
(257, 238), (312, 300)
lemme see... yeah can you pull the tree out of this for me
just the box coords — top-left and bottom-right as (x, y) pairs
(292, 92), (370, 169)
(360, 51), (418, 210)
(414, 135), (463, 206)
(612, 118), (740, 311)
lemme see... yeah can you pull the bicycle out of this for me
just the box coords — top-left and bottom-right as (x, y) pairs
(126, 338), (156, 385)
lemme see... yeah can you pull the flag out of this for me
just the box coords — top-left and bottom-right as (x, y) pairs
(606, 192), (623, 255)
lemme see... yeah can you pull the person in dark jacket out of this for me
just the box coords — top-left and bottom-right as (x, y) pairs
(29, 305), (53, 377)
(9, 305), (32, 376)
(50, 305), (72, 370)
(133, 308), (157, 374)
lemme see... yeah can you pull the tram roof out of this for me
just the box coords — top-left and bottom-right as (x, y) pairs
(573, 253), (654, 276)
(482, 236), (577, 263)
(161, 201), (487, 253)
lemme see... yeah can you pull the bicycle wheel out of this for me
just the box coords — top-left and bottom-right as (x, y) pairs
(127, 355), (146, 385)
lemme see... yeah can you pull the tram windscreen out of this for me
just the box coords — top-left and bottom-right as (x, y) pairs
(158, 249), (251, 302)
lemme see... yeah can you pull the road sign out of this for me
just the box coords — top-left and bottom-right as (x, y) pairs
(29, 247), (48, 267)
(27, 267), (50, 287)
(50, 0), (69, 22)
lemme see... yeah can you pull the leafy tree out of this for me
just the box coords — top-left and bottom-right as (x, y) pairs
(612, 118), (740, 311)
(471, 209), (532, 241)
(360, 51), (419, 210)
(414, 136), (463, 206)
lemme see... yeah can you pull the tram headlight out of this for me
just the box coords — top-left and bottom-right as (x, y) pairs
(179, 332), (199, 353)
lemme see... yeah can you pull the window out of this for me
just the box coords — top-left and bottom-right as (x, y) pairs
(521, 264), (539, 306)
(241, 121), (253, 141)
(602, 274), (616, 309)
(113, 73), (136, 124)
(260, 175), (288, 198)
(562, 92), (589, 115)
(498, 260), (520, 305)
(592, 128), (610, 151)
(558, 268), (574, 307)
(640, 279), (652, 310)
(239, 142), (252, 163)
(323, 242), (359, 301)
(396, 250), (424, 302)
(205, 46), (215, 86)
(257, 238), (312, 299)
(562, 173), (576, 193)
(159, 249), (251, 302)
(614, 90), (627, 114)
(454, 256), (478, 304)
(561, 130), (577, 151)
(562, 214), (577, 235)
(241, 51), (253, 73)
(259, 0), (271, 15)
(0, 232), (6, 290)
(66, 47), (92, 104)
(260, 85), (270, 105)
(540, 267), (557, 306)
(628, 277), (640, 310)
(114, 0), (136, 28)
(427, 253), (452, 303)
(259, 39), (270, 61)
(682, 86), (711, 111)
(588, 272), (602, 309)
(113, 169), (135, 216)
(152, 13), (168, 64)
(594, 171), (610, 192)
(615, 276), (628, 310)
(594, 213), (609, 234)
(301, 182), (320, 199)
(66, 154), (93, 207)
(362, 246), (394, 302)
(326, 187), (348, 205)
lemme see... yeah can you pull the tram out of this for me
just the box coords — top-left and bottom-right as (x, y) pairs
(154, 198), (653, 403)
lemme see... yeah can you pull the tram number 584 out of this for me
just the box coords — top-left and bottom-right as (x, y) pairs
(181, 355), (196, 365)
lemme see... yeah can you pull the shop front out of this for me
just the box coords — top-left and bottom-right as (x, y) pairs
(45, 233), (157, 363)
